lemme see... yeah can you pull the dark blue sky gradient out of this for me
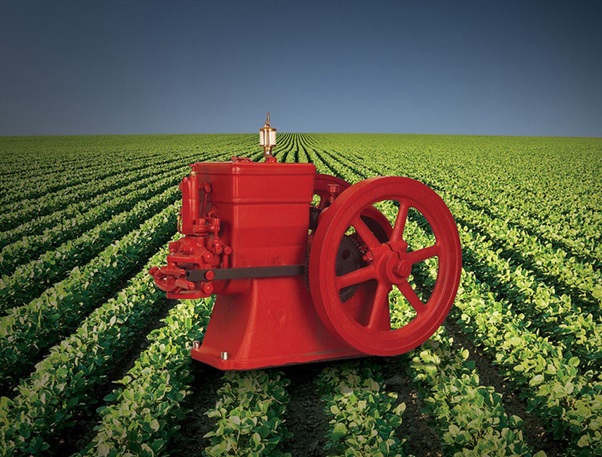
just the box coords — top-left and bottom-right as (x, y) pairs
(1, 1), (601, 136)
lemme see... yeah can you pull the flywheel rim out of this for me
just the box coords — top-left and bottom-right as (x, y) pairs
(308, 176), (462, 356)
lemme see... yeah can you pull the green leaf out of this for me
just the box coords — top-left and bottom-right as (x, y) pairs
(448, 424), (460, 436)
(568, 356), (580, 367)
(149, 418), (160, 432)
(455, 431), (470, 446)
(529, 374), (544, 386)
(332, 422), (348, 441)
(577, 434), (590, 448)
(98, 442), (112, 457)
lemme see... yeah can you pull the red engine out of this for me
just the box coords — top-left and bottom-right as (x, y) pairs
(150, 118), (462, 370)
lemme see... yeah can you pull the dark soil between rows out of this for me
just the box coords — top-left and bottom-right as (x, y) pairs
(443, 320), (567, 456)
(375, 356), (444, 457)
(171, 362), (224, 454)
(49, 298), (178, 456)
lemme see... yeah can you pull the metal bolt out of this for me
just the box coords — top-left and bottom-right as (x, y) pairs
(192, 340), (200, 349)
(201, 282), (214, 295)
(327, 183), (340, 194)
(393, 260), (410, 278)
(221, 351), (229, 361)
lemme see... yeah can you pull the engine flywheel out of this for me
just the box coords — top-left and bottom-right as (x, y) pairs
(308, 176), (462, 356)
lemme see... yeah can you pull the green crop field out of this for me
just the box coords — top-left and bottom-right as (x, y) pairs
(0, 133), (600, 456)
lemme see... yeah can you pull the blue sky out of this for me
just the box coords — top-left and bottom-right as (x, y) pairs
(1, 0), (601, 136)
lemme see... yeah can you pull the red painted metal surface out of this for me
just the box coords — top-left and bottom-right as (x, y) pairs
(150, 157), (462, 370)
(308, 176), (462, 356)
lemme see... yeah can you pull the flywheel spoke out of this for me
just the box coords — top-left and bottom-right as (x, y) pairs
(391, 200), (409, 242)
(367, 282), (391, 329)
(337, 264), (376, 290)
(406, 244), (439, 265)
(396, 280), (426, 315)
(352, 215), (382, 250)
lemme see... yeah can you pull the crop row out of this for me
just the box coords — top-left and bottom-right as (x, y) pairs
(0, 147), (233, 250)
(0, 203), (178, 386)
(303, 139), (600, 454)
(0, 136), (251, 232)
(0, 240), (175, 455)
(204, 370), (292, 456)
(442, 246), (600, 455)
(455, 224), (601, 371)
(397, 188), (602, 455)
(0, 149), (193, 219)
(0, 149), (170, 207)
(197, 357), (409, 456)
(0, 162), (180, 251)
(357, 140), (600, 269)
(317, 362), (406, 456)
(0, 135), (255, 205)
(386, 262), (539, 456)
(0, 184), (179, 313)
(77, 297), (212, 456)
(0, 136), (108, 178)
(318, 145), (601, 373)
(441, 194), (601, 317)
(303, 145), (547, 455)
(406, 332), (538, 456)
(0, 152), (187, 232)
(312, 134), (601, 257)
(274, 133), (317, 164)
(0, 169), (180, 276)
(338, 143), (602, 312)
(0, 135), (161, 177)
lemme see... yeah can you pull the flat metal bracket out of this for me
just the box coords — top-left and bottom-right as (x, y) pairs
(186, 264), (305, 282)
